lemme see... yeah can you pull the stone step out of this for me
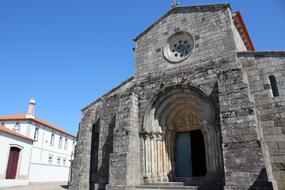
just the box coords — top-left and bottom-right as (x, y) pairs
(136, 184), (223, 190)
(142, 182), (185, 186)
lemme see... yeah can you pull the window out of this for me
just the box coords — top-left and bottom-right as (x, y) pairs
(269, 75), (279, 97)
(64, 138), (68, 150)
(57, 156), (61, 165)
(13, 122), (21, 132)
(50, 133), (55, 146)
(63, 157), (66, 166)
(48, 154), (53, 164)
(34, 126), (39, 140)
(163, 31), (195, 63)
(72, 140), (76, 150)
(59, 136), (63, 148)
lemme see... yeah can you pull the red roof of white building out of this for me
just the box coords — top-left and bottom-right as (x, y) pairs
(0, 114), (76, 139)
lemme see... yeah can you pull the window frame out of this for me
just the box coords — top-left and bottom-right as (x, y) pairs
(64, 138), (68, 150)
(269, 75), (279, 97)
(34, 126), (40, 140)
(50, 132), (55, 146)
(57, 156), (61, 165)
(48, 154), (53, 164)
(59, 136), (63, 149)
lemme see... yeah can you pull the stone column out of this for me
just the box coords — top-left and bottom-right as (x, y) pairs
(156, 133), (164, 181)
(162, 138), (167, 180)
(140, 132), (147, 181)
(140, 131), (151, 183)
(150, 133), (155, 180)
(146, 134), (152, 178)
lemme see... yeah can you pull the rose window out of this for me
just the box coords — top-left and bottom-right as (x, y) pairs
(163, 31), (195, 63)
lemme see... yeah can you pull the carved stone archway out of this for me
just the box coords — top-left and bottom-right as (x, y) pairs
(140, 85), (223, 185)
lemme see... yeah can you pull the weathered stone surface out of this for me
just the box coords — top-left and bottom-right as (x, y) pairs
(69, 3), (284, 190)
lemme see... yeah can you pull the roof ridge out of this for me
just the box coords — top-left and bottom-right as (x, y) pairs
(134, 3), (231, 41)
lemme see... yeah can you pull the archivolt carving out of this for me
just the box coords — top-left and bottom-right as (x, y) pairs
(141, 85), (223, 184)
(172, 111), (201, 132)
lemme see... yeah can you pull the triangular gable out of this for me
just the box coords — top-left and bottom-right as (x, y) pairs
(134, 4), (231, 41)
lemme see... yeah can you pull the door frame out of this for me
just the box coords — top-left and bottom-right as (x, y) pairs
(5, 144), (23, 179)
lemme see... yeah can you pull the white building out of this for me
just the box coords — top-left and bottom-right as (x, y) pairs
(0, 99), (76, 186)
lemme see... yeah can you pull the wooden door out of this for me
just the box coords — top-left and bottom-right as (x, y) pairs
(175, 132), (192, 177)
(6, 147), (20, 179)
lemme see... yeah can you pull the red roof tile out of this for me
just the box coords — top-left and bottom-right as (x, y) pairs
(0, 114), (76, 138)
(233, 12), (255, 51)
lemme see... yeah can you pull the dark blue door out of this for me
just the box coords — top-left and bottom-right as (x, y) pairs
(175, 132), (192, 177)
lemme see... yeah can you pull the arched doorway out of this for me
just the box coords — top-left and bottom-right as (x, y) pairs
(6, 147), (21, 179)
(141, 85), (223, 184)
(175, 130), (206, 178)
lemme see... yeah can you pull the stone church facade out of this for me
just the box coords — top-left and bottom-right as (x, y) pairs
(69, 4), (285, 190)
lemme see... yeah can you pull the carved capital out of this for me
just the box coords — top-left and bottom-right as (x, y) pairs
(139, 131), (149, 140)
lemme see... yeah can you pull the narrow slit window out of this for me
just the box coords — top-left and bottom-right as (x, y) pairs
(64, 138), (68, 150)
(59, 136), (63, 148)
(34, 126), (39, 140)
(269, 75), (279, 97)
(50, 133), (55, 146)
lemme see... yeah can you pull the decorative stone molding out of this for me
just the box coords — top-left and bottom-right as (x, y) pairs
(163, 31), (195, 63)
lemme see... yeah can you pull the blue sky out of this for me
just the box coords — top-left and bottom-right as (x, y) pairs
(0, 0), (284, 136)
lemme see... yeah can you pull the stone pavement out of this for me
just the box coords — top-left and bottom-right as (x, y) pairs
(0, 182), (68, 190)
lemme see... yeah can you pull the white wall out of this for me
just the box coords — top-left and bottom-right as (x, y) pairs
(31, 125), (75, 166)
(1, 120), (76, 182)
(28, 125), (75, 182)
(0, 133), (32, 180)
(2, 121), (33, 139)
(29, 163), (70, 182)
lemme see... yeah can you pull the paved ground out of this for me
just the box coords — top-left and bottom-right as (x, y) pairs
(0, 182), (68, 190)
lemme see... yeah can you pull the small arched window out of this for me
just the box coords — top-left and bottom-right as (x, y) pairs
(269, 75), (279, 97)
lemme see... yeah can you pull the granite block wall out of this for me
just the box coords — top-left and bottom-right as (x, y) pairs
(239, 52), (285, 189)
(134, 5), (235, 79)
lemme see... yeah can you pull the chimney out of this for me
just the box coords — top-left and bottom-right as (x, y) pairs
(27, 98), (36, 116)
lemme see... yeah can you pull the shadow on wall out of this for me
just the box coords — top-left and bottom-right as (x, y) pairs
(61, 185), (68, 189)
(90, 119), (100, 190)
(164, 169), (273, 189)
(91, 116), (116, 190)
(249, 168), (273, 190)
(166, 167), (224, 189)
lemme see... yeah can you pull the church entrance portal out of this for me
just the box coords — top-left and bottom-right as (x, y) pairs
(141, 86), (224, 185)
(175, 130), (206, 178)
